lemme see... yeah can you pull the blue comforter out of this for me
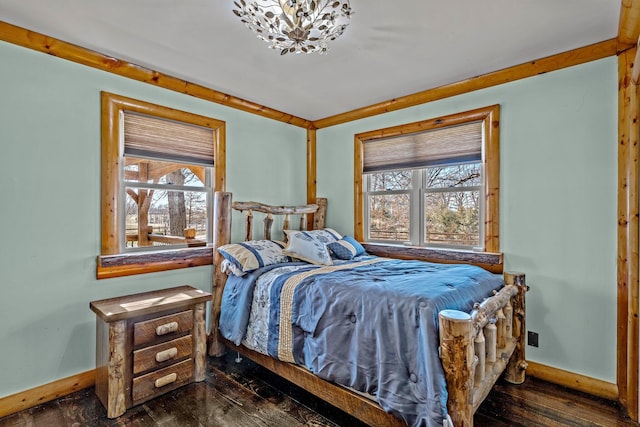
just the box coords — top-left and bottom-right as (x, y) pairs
(220, 256), (504, 426)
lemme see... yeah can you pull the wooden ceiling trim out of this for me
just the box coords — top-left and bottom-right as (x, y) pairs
(313, 39), (618, 129)
(0, 20), (620, 131)
(0, 21), (313, 129)
(619, 0), (640, 47)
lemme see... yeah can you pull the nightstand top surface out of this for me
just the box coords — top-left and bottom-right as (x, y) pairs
(90, 285), (211, 321)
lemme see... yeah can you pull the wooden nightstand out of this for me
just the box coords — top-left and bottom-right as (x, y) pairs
(90, 285), (211, 418)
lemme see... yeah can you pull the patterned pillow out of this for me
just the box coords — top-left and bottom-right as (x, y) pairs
(327, 236), (366, 260)
(282, 230), (334, 266)
(298, 228), (342, 243)
(217, 240), (291, 273)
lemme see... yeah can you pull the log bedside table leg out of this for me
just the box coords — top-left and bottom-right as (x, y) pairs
(95, 319), (127, 419)
(193, 302), (207, 382)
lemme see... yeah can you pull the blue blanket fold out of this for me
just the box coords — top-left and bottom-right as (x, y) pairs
(220, 256), (504, 427)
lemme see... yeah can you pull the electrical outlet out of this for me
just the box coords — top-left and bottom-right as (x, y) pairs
(528, 331), (539, 347)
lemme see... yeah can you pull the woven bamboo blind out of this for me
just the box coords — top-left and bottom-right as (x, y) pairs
(363, 121), (482, 172)
(123, 111), (215, 166)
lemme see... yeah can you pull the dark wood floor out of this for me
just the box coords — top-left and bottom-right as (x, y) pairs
(0, 352), (636, 426)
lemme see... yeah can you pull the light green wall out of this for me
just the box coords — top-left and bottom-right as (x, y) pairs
(317, 57), (618, 383)
(0, 36), (619, 398)
(0, 40), (306, 397)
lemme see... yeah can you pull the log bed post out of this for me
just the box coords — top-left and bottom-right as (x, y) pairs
(474, 329), (486, 384)
(484, 322), (497, 363)
(209, 191), (232, 357)
(244, 210), (253, 241)
(314, 198), (327, 230)
(440, 272), (527, 425)
(264, 213), (273, 240)
(503, 271), (528, 384)
(439, 310), (474, 426)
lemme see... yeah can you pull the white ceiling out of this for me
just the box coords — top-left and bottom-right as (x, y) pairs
(0, 0), (621, 121)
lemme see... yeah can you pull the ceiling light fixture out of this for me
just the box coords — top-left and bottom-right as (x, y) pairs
(233, 0), (353, 55)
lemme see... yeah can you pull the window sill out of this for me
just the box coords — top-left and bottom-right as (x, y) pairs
(361, 243), (503, 273)
(97, 247), (213, 279)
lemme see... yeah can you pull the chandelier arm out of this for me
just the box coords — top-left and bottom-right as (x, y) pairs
(277, 0), (299, 32)
(300, 6), (329, 32)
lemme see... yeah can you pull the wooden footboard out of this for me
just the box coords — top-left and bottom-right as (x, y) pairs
(439, 271), (528, 426)
(208, 191), (527, 426)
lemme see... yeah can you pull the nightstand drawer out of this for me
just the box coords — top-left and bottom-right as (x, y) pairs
(133, 310), (192, 347)
(133, 335), (193, 375)
(132, 359), (193, 404)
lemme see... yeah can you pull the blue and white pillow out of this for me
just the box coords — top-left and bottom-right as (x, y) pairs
(327, 236), (366, 260)
(301, 228), (342, 243)
(283, 230), (337, 266)
(218, 240), (291, 274)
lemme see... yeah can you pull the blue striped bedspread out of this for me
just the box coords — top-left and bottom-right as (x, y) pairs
(219, 255), (504, 427)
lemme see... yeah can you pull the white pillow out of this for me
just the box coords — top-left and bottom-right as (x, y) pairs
(221, 259), (246, 276)
(282, 230), (334, 265)
(300, 228), (342, 242)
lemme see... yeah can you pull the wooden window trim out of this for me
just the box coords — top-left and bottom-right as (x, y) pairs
(354, 104), (500, 254)
(98, 92), (226, 279)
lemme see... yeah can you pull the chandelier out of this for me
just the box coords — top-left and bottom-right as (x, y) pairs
(233, 0), (353, 55)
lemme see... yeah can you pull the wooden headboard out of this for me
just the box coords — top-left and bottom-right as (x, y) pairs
(232, 199), (327, 241)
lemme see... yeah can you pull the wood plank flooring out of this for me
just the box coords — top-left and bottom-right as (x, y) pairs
(0, 352), (636, 426)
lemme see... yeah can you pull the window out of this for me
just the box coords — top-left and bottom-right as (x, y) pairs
(99, 92), (226, 279)
(355, 105), (499, 252)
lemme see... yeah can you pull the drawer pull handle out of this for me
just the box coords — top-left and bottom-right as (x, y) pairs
(156, 321), (178, 336)
(155, 347), (178, 363)
(154, 373), (177, 388)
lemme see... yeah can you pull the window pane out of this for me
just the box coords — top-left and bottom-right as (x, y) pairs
(425, 163), (481, 189)
(125, 188), (208, 248)
(125, 193), (139, 247)
(368, 170), (412, 191)
(368, 194), (410, 241)
(424, 190), (479, 246)
(124, 157), (207, 187)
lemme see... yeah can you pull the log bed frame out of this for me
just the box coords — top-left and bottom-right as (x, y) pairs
(208, 191), (528, 426)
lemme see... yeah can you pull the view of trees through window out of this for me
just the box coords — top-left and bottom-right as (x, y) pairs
(368, 170), (411, 241)
(367, 163), (481, 247)
(124, 157), (209, 248)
